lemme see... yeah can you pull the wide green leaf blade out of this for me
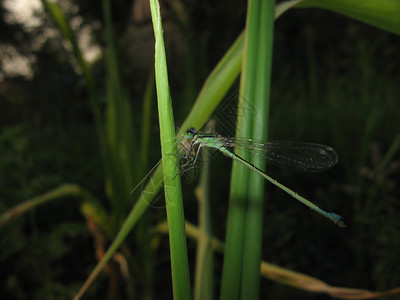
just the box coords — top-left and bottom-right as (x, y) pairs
(296, 0), (400, 35)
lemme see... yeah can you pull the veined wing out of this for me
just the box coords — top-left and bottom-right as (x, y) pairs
(218, 136), (338, 172)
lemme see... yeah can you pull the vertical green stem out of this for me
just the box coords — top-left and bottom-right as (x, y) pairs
(241, 1), (274, 298)
(149, 0), (191, 299)
(140, 68), (155, 173)
(220, 0), (275, 299)
(194, 131), (214, 300)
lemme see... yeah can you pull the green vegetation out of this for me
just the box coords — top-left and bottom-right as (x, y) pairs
(1, 0), (400, 299)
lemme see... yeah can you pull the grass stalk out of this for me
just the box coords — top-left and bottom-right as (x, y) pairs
(41, 0), (105, 152)
(140, 68), (155, 173)
(220, 0), (275, 299)
(194, 123), (215, 300)
(103, 0), (135, 219)
(149, 0), (191, 299)
(240, 1), (274, 298)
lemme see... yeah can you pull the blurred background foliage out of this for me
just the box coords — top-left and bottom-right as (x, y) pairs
(0, 0), (399, 299)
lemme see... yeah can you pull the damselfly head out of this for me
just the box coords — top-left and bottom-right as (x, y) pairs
(179, 127), (199, 158)
(185, 127), (198, 138)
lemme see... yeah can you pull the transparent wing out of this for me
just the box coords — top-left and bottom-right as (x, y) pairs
(130, 136), (201, 209)
(219, 136), (338, 171)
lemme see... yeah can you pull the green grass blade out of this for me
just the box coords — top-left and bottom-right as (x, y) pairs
(0, 184), (82, 227)
(381, 133), (400, 168)
(296, 0), (400, 35)
(149, 0), (191, 299)
(140, 69), (156, 173)
(220, 0), (275, 299)
(240, 1), (275, 298)
(103, 0), (139, 221)
(194, 124), (215, 300)
(41, 0), (105, 149)
(74, 170), (163, 300)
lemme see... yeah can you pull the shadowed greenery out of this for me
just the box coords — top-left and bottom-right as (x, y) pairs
(1, 0), (400, 299)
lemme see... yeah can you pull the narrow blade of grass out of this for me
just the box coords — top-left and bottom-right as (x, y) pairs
(194, 123), (215, 300)
(220, 0), (274, 299)
(0, 184), (82, 227)
(41, 0), (105, 149)
(149, 0), (191, 299)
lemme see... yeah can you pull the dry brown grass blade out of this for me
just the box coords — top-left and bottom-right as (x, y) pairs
(154, 220), (400, 299)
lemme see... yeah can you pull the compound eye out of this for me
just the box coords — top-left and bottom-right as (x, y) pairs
(186, 127), (197, 135)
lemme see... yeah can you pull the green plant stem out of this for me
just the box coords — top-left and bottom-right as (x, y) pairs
(296, 0), (400, 35)
(240, 2), (274, 298)
(194, 123), (215, 300)
(149, 0), (191, 299)
(140, 68), (155, 174)
(220, 0), (274, 299)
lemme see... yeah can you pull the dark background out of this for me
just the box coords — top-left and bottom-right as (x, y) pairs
(1, 0), (399, 299)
